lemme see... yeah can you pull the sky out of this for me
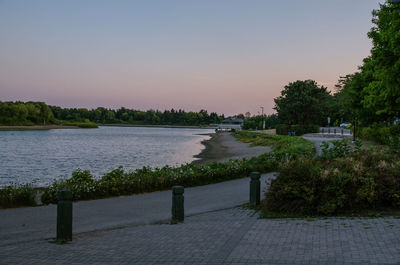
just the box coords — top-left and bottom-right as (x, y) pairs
(0, 0), (385, 116)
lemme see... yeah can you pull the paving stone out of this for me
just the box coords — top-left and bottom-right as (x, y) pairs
(1, 208), (400, 264)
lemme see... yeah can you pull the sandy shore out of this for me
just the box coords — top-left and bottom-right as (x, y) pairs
(0, 125), (79, 131)
(194, 132), (271, 165)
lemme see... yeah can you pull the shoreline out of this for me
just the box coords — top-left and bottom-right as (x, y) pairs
(194, 132), (271, 165)
(0, 125), (80, 131)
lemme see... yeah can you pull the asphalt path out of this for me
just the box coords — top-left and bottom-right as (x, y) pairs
(302, 132), (352, 156)
(0, 172), (277, 246)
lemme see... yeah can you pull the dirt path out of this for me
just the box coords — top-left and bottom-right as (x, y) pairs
(194, 132), (271, 165)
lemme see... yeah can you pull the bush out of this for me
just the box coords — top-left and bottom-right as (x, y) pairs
(41, 161), (254, 204)
(0, 184), (36, 209)
(320, 139), (352, 160)
(41, 169), (98, 203)
(263, 151), (400, 215)
(358, 124), (400, 145)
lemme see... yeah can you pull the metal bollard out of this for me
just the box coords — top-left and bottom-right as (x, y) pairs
(341, 128), (344, 135)
(328, 128), (331, 134)
(249, 172), (261, 206)
(334, 129), (336, 135)
(322, 128), (324, 133)
(57, 190), (73, 243)
(171, 186), (184, 224)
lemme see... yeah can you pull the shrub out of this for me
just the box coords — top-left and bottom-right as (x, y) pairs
(41, 169), (97, 204)
(320, 139), (352, 159)
(358, 124), (400, 145)
(263, 151), (400, 215)
(41, 160), (254, 204)
(0, 184), (36, 209)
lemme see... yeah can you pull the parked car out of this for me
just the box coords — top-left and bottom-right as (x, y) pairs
(340, 122), (352, 128)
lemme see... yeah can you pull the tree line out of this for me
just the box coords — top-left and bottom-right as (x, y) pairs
(50, 106), (224, 126)
(0, 101), (54, 126)
(0, 101), (225, 126)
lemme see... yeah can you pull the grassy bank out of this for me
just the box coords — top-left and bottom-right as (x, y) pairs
(1, 132), (315, 208)
(56, 120), (98, 128)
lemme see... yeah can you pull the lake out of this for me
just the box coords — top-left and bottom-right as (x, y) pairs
(0, 126), (213, 187)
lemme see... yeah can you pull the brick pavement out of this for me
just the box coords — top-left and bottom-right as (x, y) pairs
(1, 207), (399, 265)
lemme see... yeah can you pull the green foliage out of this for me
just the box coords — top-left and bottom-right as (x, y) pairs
(358, 124), (400, 144)
(354, 138), (363, 153)
(41, 161), (253, 204)
(274, 80), (332, 126)
(233, 131), (315, 158)
(388, 135), (400, 155)
(0, 101), (225, 127)
(242, 114), (279, 130)
(0, 101), (55, 126)
(320, 139), (352, 160)
(337, 2), (400, 124)
(50, 106), (224, 126)
(0, 184), (36, 209)
(57, 120), (98, 128)
(263, 150), (400, 215)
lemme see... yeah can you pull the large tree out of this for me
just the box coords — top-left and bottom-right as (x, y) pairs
(274, 80), (332, 126)
(364, 2), (400, 120)
(339, 1), (400, 124)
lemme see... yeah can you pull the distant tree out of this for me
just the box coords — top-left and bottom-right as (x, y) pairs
(242, 114), (279, 130)
(236, 114), (245, 120)
(274, 80), (331, 126)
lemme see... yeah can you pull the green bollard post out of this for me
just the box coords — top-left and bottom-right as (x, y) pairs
(57, 190), (73, 243)
(334, 129), (336, 135)
(249, 172), (261, 206)
(171, 186), (184, 224)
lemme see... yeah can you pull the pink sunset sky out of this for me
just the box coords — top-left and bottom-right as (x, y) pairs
(0, 0), (384, 116)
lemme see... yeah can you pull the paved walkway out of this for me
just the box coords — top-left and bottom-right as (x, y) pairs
(0, 173), (276, 246)
(1, 207), (400, 264)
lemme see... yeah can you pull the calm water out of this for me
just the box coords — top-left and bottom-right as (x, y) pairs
(0, 126), (213, 187)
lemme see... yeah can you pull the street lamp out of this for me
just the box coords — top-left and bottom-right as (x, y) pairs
(260, 107), (265, 130)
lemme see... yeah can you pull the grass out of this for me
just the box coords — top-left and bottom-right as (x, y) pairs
(56, 120), (98, 128)
(233, 131), (316, 158)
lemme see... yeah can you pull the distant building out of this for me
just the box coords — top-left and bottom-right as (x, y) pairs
(216, 117), (244, 131)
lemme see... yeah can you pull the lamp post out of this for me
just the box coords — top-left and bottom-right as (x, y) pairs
(260, 107), (265, 130)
